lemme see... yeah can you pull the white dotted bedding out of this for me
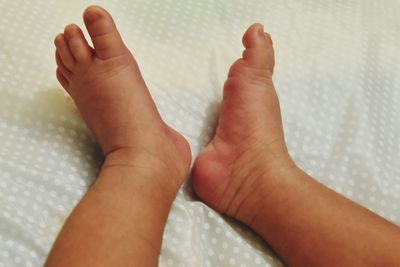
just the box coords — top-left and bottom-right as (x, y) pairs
(0, 0), (399, 266)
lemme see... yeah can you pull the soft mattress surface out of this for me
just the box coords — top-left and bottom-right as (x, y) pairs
(0, 0), (399, 266)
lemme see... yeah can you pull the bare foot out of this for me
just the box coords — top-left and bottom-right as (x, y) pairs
(192, 24), (295, 225)
(54, 6), (191, 190)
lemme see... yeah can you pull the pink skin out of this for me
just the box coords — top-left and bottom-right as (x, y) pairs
(49, 6), (400, 267)
(48, 6), (193, 266)
(192, 23), (400, 267)
(54, 4), (290, 241)
(54, 6), (191, 189)
(192, 23), (294, 225)
(54, 5), (281, 227)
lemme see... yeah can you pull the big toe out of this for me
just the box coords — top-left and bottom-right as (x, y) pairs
(83, 5), (128, 59)
(241, 23), (275, 73)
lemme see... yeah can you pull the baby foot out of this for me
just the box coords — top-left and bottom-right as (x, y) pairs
(192, 24), (295, 225)
(54, 6), (191, 188)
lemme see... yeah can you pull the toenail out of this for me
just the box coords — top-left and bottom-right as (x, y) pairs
(257, 24), (265, 36)
(65, 25), (82, 41)
(65, 24), (78, 33)
(54, 34), (65, 47)
(85, 9), (102, 23)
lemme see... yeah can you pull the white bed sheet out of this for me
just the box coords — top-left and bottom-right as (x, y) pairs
(0, 0), (399, 266)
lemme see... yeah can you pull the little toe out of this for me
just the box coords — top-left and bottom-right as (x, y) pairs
(54, 34), (75, 70)
(83, 5), (128, 59)
(241, 23), (275, 73)
(56, 69), (69, 89)
(64, 24), (93, 64)
(55, 51), (71, 78)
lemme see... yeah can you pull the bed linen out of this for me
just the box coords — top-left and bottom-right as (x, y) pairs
(0, 0), (399, 266)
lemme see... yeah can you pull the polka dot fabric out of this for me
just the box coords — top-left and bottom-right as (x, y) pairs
(0, 0), (399, 266)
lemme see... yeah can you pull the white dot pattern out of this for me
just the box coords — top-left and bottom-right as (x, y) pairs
(0, 0), (399, 266)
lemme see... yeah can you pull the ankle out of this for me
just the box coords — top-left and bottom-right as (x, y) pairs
(100, 147), (186, 199)
(230, 151), (298, 226)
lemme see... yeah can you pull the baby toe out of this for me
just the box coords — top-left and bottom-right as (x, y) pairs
(55, 51), (71, 78)
(83, 5), (128, 59)
(54, 33), (75, 70)
(56, 68), (69, 89)
(64, 24), (93, 64)
(241, 23), (275, 74)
